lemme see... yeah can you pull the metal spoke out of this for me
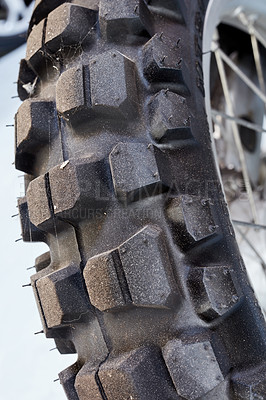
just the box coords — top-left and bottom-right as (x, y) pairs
(236, 9), (266, 52)
(251, 32), (266, 98)
(213, 33), (259, 223)
(237, 11), (266, 104)
(212, 109), (266, 133)
(212, 44), (266, 104)
(233, 220), (266, 230)
(235, 226), (266, 272)
(251, 26), (266, 51)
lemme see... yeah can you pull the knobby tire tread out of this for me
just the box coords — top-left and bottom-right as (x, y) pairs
(15, 0), (266, 399)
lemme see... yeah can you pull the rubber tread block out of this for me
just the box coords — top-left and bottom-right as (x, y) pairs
(56, 64), (91, 124)
(166, 195), (219, 251)
(149, 90), (193, 145)
(30, 1), (67, 31)
(36, 263), (91, 328)
(83, 251), (125, 312)
(109, 142), (165, 204)
(16, 100), (57, 148)
(15, 99), (58, 174)
(99, 0), (145, 42)
(59, 362), (80, 400)
(26, 174), (52, 230)
(45, 3), (97, 53)
(48, 157), (110, 222)
(35, 251), (51, 272)
(83, 225), (178, 310)
(143, 33), (188, 85)
(98, 347), (180, 400)
(71, 0), (99, 10)
(188, 266), (241, 321)
(180, 195), (217, 241)
(17, 196), (45, 242)
(54, 337), (76, 354)
(75, 365), (103, 400)
(89, 50), (138, 119)
(139, 1), (183, 38)
(118, 225), (178, 308)
(162, 338), (224, 399)
(31, 0), (98, 33)
(26, 19), (45, 68)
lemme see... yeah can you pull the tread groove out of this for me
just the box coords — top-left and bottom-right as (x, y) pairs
(68, 221), (113, 353)
(45, 172), (55, 217)
(95, 356), (109, 400)
(42, 17), (48, 49)
(111, 249), (133, 305)
(57, 113), (68, 161)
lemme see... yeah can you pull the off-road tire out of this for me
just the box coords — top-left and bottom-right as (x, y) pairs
(16, 0), (266, 399)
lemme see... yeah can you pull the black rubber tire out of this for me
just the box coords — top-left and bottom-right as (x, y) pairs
(16, 1), (266, 399)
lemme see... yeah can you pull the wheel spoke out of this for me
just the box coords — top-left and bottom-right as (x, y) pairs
(212, 44), (266, 104)
(233, 220), (266, 230)
(213, 32), (259, 223)
(235, 226), (266, 272)
(212, 110), (266, 133)
(236, 9), (266, 53)
(238, 11), (266, 102)
(251, 32), (266, 99)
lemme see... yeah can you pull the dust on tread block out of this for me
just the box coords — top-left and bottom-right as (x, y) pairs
(162, 338), (225, 399)
(54, 337), (76, 354)
(48, 157), (110, 222)
(99, 0), (147, 43)
(188, 266), (241, 321)
(26, 19), (45, 69)
(26, 174), (52, 231)
(109, 142), (166, 204)
(83, 251), (126, 311)
(17, 196), (46, 242)
(83, 225), (179, 311)
(118, 225), (178, 309)
(29, 0), (66, 33)
(35, 264), (92, 329)
(45, 3), (97, 53)
(166, 195), (220, 251)
(59, 362), (81, 400)
(57, 51), (138, 124)
(149, 89), (193, 146)
(142, 33), (189, 89)
(97, 346), (180, 400)
(75, 364), (103, 400)
(15, 99), (58, 174)
(56, 64), (90, 125)
(35, 251), (51, 272)
(89, 50), (138, 120)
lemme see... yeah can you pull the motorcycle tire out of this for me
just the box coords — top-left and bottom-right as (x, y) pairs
(15, 0), (266, 399)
